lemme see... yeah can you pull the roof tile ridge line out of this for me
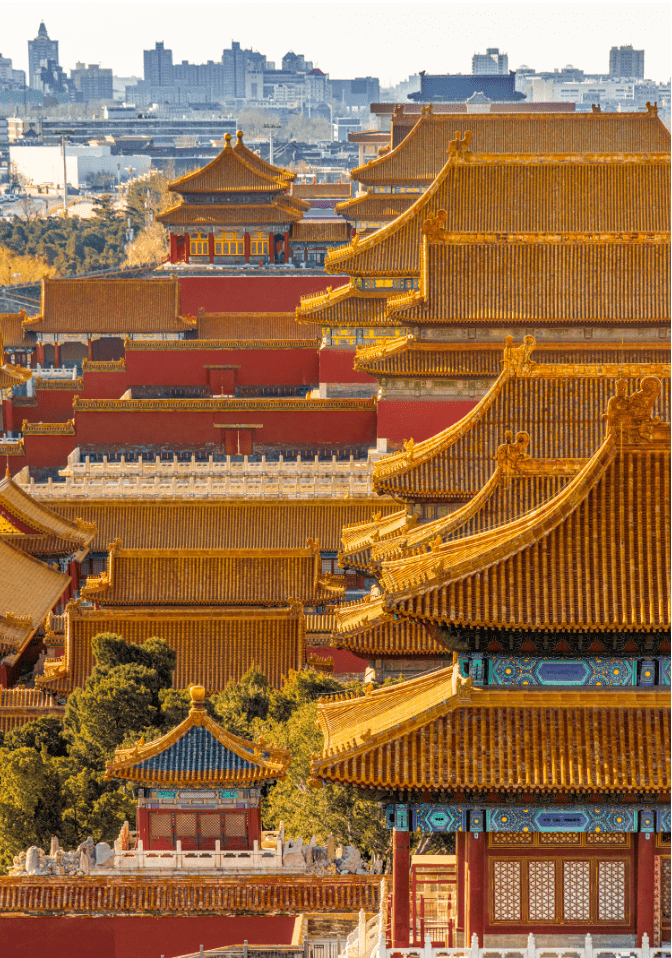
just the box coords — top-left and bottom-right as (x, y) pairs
(355, 334), (412, 365)
(340, 506), (409, 537)
(379, 466), (507, 560)
(0, 477), (93, 543)
(349, 114), (431, 179)
(234, 132), (295, 181)
(375, 366), (511, 479)
(334, 190), (373, 213)
(325, 153), (457, 272)
(315, 667), (464, 762)
(0, 534), (72, 581)
(333, 596), (388, 632)
(339, 511), (411, 555)
(168, 138), (286, 192)
(297, 281), (355, 314)
(382, 434), (617, 603)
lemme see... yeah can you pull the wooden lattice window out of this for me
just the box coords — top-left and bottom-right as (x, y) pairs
(563, 861), (591, 920)
(190, 232), (208, 255)
(215, 232), (244, 255)
(528, 861), (556, 921)
(149, 813), (172, 838)
(250, 232), (268, 256)
(493, 861), (521, 921)
(598, 860), (625, 921)
(662, 858), (671, 922)
(200, 814), (222, 838)
(175, 812), (197, 836)
(224, 812), (247, 837)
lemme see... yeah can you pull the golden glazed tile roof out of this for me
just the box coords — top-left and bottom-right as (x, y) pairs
(0, 688), (63, 733)
(0, 474), (95, 556)
(168, 133), (291, 194)
(156, 200), (304, 227)
(232, 130), (296, 183)
(326, 152), (671, 277)
(351, 111), (672, 187)
(196, 311), (310, 342)
(386, 232), (670, 325)
(331, 593), (446, 658)
(24, 277), (192, 335)
(106, 684), (290, 786)
(37, 603), (305, 693)
(338, 507), (417, 573)
(311, 666), (670, 793)
(355, 336), (672, 379)
(80, 542), (345, 607)
(296, 281), (392, 328)
(0, 539), (70, 654)
(382, 383), (671, 632)
(0, 312), (31, 349)
(370, 448), (583, 572)
(373, 347), (671, 502)
(290, 220), (351, 243)
(291, 183), (351, 199)
(49, 499), (399, 554)
(335, 192), (417, 223)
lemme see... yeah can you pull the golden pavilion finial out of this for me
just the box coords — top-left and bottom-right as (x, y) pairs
(447, 131), (473, 158)
(189, 684), (207, 711)
(236, 130), (244, 142)
(224, 133), (233, 148)
(603, 376), (662, 444)
(503, 335), (536, 374)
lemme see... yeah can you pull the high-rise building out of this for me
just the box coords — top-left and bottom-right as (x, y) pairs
(70, 63), (113, 101)
(609, 44), (645, 78)
(28, 21), (59, 90)
(143, 41), (174, 87)
(472, 47), (509, 74)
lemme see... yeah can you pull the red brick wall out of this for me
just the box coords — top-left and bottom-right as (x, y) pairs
(179, 276), (333, 314)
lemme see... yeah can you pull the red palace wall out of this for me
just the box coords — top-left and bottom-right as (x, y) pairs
(81, 370), (129, 400)
(124, 347), (319, 389)
(319, 349), (377, 386)
(377, 399), (479, 446)
(178, 275), (332, 314)
(13, 388), (78, 425)
(0, 915), (296, 958)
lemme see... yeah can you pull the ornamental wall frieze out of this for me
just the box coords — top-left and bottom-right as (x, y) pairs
(71, 397), (377, 413)
(450, 151), (671, 167)
(22, 420), (75, 435)
(36, 378), (83, 391)
(82, 360), (126, 372)
(426, 229), (671, 246)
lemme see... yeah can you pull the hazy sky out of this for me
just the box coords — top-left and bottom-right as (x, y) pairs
(2, 2), (669, 86)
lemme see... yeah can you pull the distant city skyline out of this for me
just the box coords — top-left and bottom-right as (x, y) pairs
(2, 2), (669, 87)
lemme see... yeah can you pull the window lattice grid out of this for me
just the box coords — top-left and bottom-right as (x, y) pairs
(199, 814), (222, 838)
(190, 233), (208, 255)
(224, 812), (247, 837)
(563, 861), (591, 921)
(493, 860), (521, 921)
(586, 832), (628, 845)
(149, 813), (172, 838)
(489, 832), (534, 846)
(598, 860), (626, 921)
(528, 860), (556, 921)
(539, 832), (582, 845)
(175, 812), (197, 836)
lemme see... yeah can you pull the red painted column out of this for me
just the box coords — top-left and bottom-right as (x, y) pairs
(208, 232), (214, 264)
(136, 806), (149, 847)
(283, 230), (290, 263)
(2, 398), (13, 433)
(466, 834), (485, 946)
(87, 338), (93, 360)
(53, 341), (61, 367)
(268, 232), (274, 264)
(456, 831), (466, 939)
(169, 232), (177, 263)
(36, 341), (44, 366)
(392, 828), (410, 947)
(184, 233), (190, 264)
(244, 231), (250, 264)
(636, 833), (655, 944)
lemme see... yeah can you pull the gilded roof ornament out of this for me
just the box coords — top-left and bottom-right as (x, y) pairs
(403, 437), (415, 461)
(591, 104), (602, 114)
(603, 376), (662, 443)
(422, 209), (448, 241)
(646, 101), (658, 117)
(503, 334), (536, 373)
(421, 104), (434, 116)
(495, 430), (531, 473)
(447, 130), (473, 157)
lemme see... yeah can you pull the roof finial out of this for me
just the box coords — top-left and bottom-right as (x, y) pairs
(603, 376), (662, 444)
(189, 684), (206, 710)
(503, 335), (536, 374)
(447, 131), (473, 158)
(236, 130), (244, 142)
(646, 101), (658, 117)
(224, 133), (232, 147)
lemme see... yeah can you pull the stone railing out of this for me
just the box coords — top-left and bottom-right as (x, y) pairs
(18, 449), (385, 500)
(375, 934), (669, 958)
(107, 838), (285, 874)
(0, 874), (382, 916)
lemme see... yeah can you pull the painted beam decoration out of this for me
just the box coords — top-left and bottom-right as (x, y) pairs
(386, 804), (668, 833)
(459, 655), (670, 687)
